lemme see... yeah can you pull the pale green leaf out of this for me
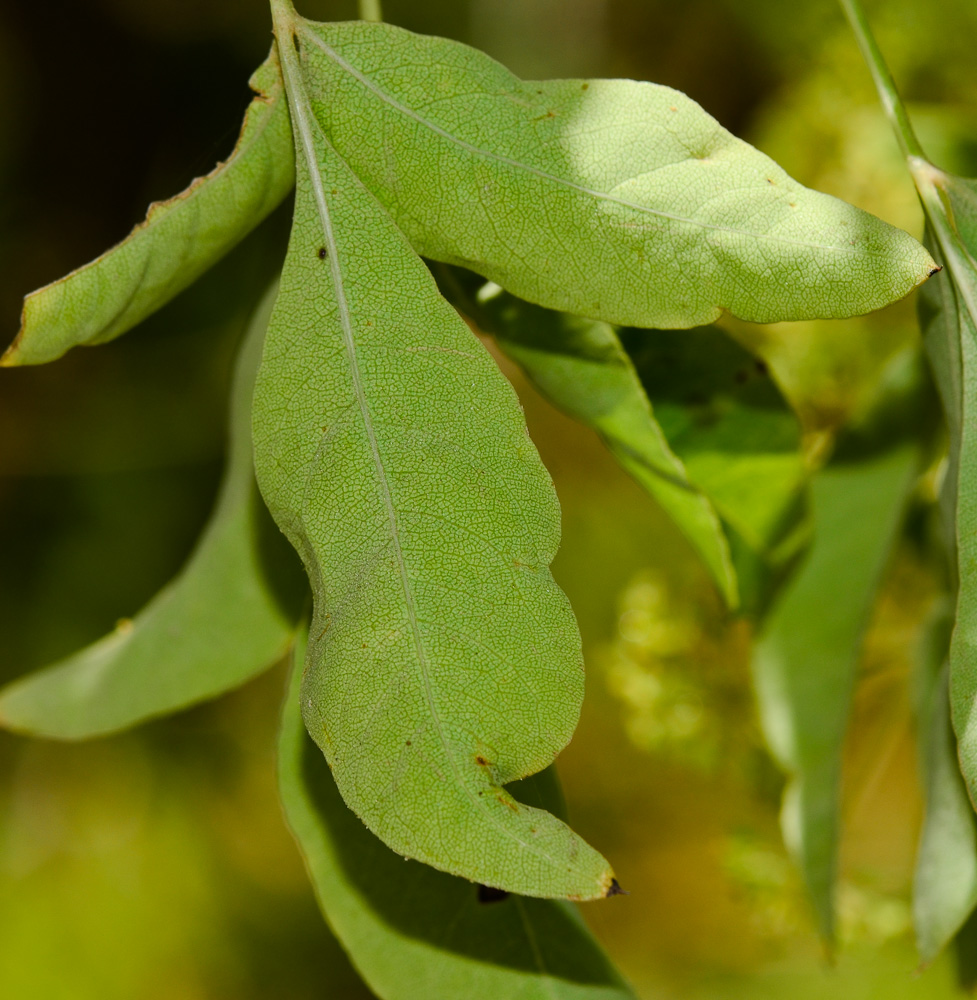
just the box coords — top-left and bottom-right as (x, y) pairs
(913, 603), (977, 964)
(451, 277), (736, 608)
(3, 50), (294, 367)
(0, 286), (305, 738)
(293, 19), (935, 329)
(278, 634), (636, 1000)
(751, 446), (917, 942)
(253, 12), (614, 900)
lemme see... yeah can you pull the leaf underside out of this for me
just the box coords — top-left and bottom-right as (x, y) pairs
(278, 635), (635, 1000)
(3, 49), (295, 366)
(0, 287), (305, 738)
(751, 446), (916, 943)
(253, 21), (613, 900)
(296, 20), (935, 328)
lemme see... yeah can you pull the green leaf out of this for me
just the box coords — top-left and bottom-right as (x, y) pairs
(0, 285), (305, 738)
(621, 324), (808, 610)
(453, 278), (737, 608)
(838, 0), (977, 823)
(253, 8), (614, 900)
(278, 633), (636, 1000)
(293, 19), (935, 328)
(915, 179), (977, 814)
(751, 445), (917, 943)
(2, 50), (294, 367)
(913, 604), (977, 965)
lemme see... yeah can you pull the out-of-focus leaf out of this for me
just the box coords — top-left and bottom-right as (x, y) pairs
(913, 599), (977, 963)
(839, 0), (977, 823)
(751, 445), (917, 942)
(254, 11), (613, 900)
(622, 325), (808, 610)
(278, 634), (636, 1000)
(2, 50), (295, 367)
(457, 280), (736, 608)
(0, 286), (305, 738)
(294, 19), (935, 328)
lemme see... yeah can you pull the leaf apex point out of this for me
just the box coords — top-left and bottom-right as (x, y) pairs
(605, 877), (629, 897)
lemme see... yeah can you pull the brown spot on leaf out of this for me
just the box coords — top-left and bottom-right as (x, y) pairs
(475, 755), (488, 766)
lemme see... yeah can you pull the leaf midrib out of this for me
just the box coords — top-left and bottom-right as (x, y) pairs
(300, 25), (871, 259)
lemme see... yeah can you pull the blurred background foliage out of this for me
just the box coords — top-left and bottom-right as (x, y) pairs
(1, 0), (976, 996)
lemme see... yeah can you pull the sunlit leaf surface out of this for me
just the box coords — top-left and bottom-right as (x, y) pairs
(254, 6), (613, 899)
(3, 50), (295, 366)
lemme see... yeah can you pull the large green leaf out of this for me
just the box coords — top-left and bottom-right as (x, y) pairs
(751, 445), (917, 943)
(293, 19), (935, 328)
(451, 277), (737, 608)
(278, 633), (635, 1000)
(253, 8), (613, 900)
(2, 50), (294, 367)
(0, 286), (305, 738)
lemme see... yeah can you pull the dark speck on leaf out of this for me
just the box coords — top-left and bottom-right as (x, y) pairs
(477, 884), (510, 904)
(475, 755), (488, 766)
(317, 247), (328, 260)
(755, 359), (769, 376)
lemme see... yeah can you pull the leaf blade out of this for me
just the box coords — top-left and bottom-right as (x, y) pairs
(751, 446), (916, 942)
(457, 282), (737, 607)
(278, 633), (636, 1000)
(297, 20), (934, 328)
(0, 285), (305, 738)
(3, 50), (295, 367)
(254, 19), (613, 899)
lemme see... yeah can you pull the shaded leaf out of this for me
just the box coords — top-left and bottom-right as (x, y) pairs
(839, 0), (977, 825)
(295, 19), (935, 328)
(278, 633), (635, 1000)
(452, 277), (736, 608)
(3, 50), (294, 367)
(622, 325), (808, 611)
(253, 11), (613, 899)
(0, 285), (305, 738)
(751, 445), (917, 942)
(913, 602), (977, 964)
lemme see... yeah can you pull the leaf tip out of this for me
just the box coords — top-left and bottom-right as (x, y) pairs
(604, 876), (629, 898)
(927, 264), (943, 278)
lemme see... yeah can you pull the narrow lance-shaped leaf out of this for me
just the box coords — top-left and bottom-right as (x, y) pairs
(278, 631), (636, 1000)
(293, 18), (935, 329)
(838, 0), (977, 822)
(913, 604), (977, 964)
(0, 285), (305, 739)
(447, 276), (737, 608)
(751, 445), (917, 943)
(254, 4), (614, 900)
(3, 49), (295, 367)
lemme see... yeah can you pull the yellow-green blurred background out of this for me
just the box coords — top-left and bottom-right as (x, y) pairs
(2, 0), (977, 996)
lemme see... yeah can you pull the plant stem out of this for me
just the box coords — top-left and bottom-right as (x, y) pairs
(836, 0), (926, 161)
(359, 0), (383, 22)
